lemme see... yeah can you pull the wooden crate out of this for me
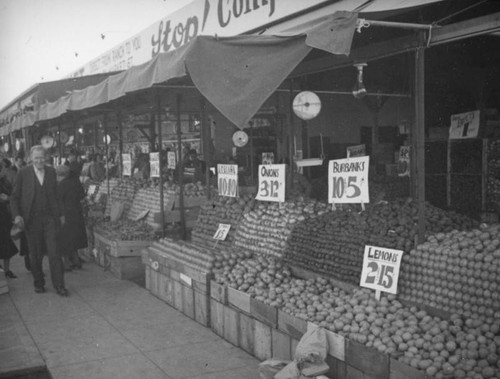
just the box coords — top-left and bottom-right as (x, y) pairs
(223, 304), (240, 347)
(210, 280), (227, 304)
(253, 319), (272, 360)
(210, 298), (225, 337)
(250, 298), (278, 328)
(227, 287), (251, 314)
(271, 328), (292, 361)
(278, 311), (307, 341)
(238, 312), (255, 355)
(94, 231), (153, 257)
(345, 339), (389, 378)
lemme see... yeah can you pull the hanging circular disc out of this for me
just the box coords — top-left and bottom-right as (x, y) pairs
(232, 130), (249, 147)
(3, 142), (9, 152)
(40, 135), (54, 149)
(293, 91), (321, 120)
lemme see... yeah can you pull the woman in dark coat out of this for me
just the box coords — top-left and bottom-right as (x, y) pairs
(56, 165), (87, 270)
(0, 174), (18, 278)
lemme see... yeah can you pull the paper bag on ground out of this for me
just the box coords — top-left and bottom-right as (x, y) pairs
(274, 361), (300, 379)
(258, 359), (290, 379)
(294, 324), (328, 364)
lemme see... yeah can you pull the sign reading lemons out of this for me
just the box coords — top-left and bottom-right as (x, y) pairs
(256, 164), (285, 202)
(217, 164), (238, 198)
(360, 245), (403, 295)
(328, 156), (369, 204)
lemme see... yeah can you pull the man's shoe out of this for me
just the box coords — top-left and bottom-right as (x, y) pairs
(56, 287), (69, 297)
(34, 286), (45, 293)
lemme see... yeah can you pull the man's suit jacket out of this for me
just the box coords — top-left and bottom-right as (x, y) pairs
(10, 165), (60, 223)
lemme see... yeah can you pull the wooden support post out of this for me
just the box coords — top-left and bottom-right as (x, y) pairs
(414, 42), (426, 243)
(103, 114), (110, 199)
(157, 90), (165, 238)
(200, 96), (211, 199)
(176, 94), (186, 240)
(58, 122), (62, 163)
(288, 80), (295, 190)
(117, 109), (124, 179)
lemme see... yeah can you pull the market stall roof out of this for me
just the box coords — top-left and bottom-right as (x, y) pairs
(0, 11), (358, 136)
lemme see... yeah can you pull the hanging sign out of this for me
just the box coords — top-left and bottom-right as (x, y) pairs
(262, 152), (275, 165)
(346, 144), (366, 158)
(328, 156), (369, 204)
(256, 164), (286, 202)
(213, 223), (231, 241)
(167, 151), (177, 169)
(360, 245), (404, 295)
(217, 164), (238, 198)
(397, 146), (410, 177)
(87, 185), (97, 197)
(122, 153), (132, 176)
(150, 152), (160, 178)
(449, 110), (480, 139)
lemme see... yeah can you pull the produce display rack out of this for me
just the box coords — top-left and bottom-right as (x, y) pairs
(208, 277), (434, 379)
(142, 244), (212, 327)
(93, 230), (153, 281)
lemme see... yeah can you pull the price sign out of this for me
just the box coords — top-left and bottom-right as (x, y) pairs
(346, 144), (366, 158)
(360, 245), (403, 295)
(449, 110), (480, 139)
(213, 223), (231, 241)
(328, 156), (369, 204)
(217, 164), (238, 197)
(122, 153), (132, 176)
(167, 151), (176, 169)
(87, 185), (97, 196)
(397, 146), (410, 177)
(256, 164), (285, 202)
(150, 152), (160, 178)
(262, 152), (274, 165)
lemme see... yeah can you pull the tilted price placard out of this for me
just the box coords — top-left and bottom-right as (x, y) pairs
(328, 156), (369, 204)
(256, 164), (285, 202)
(150, 152), (160, 178)
(360, 245), (403, 295)
(346, 144), (366, 158)
(217, 164), (238, 198)
(87, 184), (97, 197)
(213, 223), (231, 241)
(122, 153), (132, 176)
(167, 151), (176, 169)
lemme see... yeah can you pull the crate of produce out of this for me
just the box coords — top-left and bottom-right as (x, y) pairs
(142, 238), (215, 327)
(94, 231), (154, 258)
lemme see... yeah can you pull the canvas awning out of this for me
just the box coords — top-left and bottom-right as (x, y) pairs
(0, 11), (358, 136)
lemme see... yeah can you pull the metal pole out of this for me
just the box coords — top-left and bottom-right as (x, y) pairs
(200, 96), (211, 199)
(58, 122), (62, 164)
(274, 88), (410, 98)
(288, 80), (295, 190)
(176, 94), (186, 240)
(117, 110), (124, 179)
(103, 114), (110, 199)
(157, 90), (165, 238)
(415, 43), (426, 243)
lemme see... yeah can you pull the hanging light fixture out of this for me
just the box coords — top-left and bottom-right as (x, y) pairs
(352, 63), (368, 99)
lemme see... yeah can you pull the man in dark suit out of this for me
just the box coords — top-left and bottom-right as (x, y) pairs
(10, 145), (68, 296)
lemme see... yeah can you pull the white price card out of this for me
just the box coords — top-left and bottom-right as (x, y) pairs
(256, 164), (286, 202)
(217, 164), (238, 197)
(346, 144), (366, 158)
(150, 152), (160, 178)
(122, 153), (132, 176)
(87, 185), (97, 196)
(213, 223), (231, 241)
(179, 273), (192, 286)
(397, 146), (410, 177)
(167, 151), (176, 169)
(328, 156), (369, 204)
(360, 245), (404, 295)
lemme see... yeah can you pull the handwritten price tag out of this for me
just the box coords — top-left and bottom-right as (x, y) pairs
(122, 153), (132, 176)
(213, 224), (231, 241)
(256, 164), (285, 202)
(150, 152), (160, 178)
(87, 185), (97, 196)
(217, 164), (238, 197)
(328, 156), (369, 204)
(167, 151), (176, 169)
(360, 245), (403, 295)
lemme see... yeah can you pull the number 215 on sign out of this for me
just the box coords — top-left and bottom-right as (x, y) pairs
(360, 245), (403, 295)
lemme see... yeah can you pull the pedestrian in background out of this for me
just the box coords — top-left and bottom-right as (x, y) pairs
(0, 172), (18, 278)
(10, 145), (67, 296)
(56, 164), (87, 271)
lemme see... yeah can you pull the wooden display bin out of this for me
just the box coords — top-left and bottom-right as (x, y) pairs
(143, 248), (211, 327)
(93, 231), (151, 281)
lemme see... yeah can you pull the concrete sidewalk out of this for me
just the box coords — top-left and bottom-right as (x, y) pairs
(1, 255), (260, 379)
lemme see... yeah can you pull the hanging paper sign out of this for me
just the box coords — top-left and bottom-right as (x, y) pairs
(360, 245), (404, 295)
(328, 156), (369, 204)
(217, 164), (238, 198)
(87, 185), (97, 197)
(397, 146), (410, 177)
(122, 153), (132, 176)
(213, 223), (231, 241)
(346, 144), (366, 158)
(150, 152), (160, 178)
(262, 152), (275, 165)
(256, 164), (286, 202)
(167, 151), (177, 169)
(449, 110), (480, 139)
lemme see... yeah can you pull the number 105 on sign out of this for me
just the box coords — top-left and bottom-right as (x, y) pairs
(328, 156), (369, 204)
(360, 245), (403, 294)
